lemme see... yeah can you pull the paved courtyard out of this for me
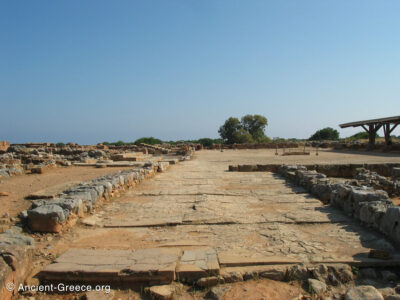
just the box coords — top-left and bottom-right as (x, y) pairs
(40, 150), (400, 284)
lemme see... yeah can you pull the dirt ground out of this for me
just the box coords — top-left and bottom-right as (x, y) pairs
(218, 147), (400, 165)
(19, 279), (304, 300)
(0, 166), (134, 218)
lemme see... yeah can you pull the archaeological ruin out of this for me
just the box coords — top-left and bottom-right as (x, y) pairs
(1, 141), (400, 299)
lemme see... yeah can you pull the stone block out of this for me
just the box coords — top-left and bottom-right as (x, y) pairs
(27, 205), (66, 233)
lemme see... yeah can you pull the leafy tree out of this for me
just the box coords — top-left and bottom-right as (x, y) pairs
(241, 114), (268, 142)
(232, 128), (253, 143)
(196, 138), (215, 147)
(56, 142), (65, 147)
(218, 117), (242, 144)
(113, 140), (125, 146)
(348, 131), (379, 140)
(218, 115), (270, 144)
(134, 137), (163, 145)
(102, 141), (110, 145)
(309, 127), (339, 141)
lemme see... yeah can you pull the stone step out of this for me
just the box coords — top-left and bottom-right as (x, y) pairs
(39, 248), (180, 285)
(39, 247), (221, 286)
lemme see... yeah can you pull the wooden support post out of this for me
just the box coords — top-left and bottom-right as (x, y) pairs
(384, 123), (398, 146)
(384, 124), (391, 145)
(367, 124), (382, 146)
(368, 124), (376, 145)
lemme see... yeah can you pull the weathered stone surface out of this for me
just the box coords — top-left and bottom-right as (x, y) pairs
(147, 285), (174, 300)
(177, 248), (219, 282)
(157, 162), (170, 173)
(312, 264), (328, 283)
(380, 207), (400, 246)
(308, 278), (327, 295)
(220, 270), (243, 283)
(196, 276), (219, 288)
(27, 205), (66, 233)
(206, 286), (232, 300)
(40, 248), (180, 285)
(345, 286), (383, 300)
(0, 232), (34, 300)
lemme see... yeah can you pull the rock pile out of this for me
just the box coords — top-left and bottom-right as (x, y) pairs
(0, 142), (191, 179)
(356, 168), (400, 196)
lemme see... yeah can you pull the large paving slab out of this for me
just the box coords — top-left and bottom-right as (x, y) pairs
(40, 248), (180, 284)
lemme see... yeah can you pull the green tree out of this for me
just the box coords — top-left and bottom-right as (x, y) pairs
(112, 140), (125, 146)
(309, 127), (339, 141)
(232, 128), (253, 143)
(197, 138), (214, 147)
(241, 114), (268, 142)
(218, 117), (242, 144)
(134, 137), (163, 145)
(348, 131), (379, 140)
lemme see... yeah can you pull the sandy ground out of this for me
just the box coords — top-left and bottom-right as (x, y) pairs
(0, 166), (134, 218)
(215, 147), (400, 165)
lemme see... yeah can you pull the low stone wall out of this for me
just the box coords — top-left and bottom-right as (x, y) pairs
(278, 165), (400, 248)
(24, 160), (174, 233)
(229, 163), (400, 178)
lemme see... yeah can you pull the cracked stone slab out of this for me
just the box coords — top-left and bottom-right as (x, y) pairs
(40, 248), (180, 284)
(176, 248), (219, 282)
(103, 216), (183, 228)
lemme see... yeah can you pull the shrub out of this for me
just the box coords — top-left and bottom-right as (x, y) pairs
(309, 127), (339, 141)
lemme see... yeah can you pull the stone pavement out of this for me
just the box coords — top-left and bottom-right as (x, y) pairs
(40, 150), (400, 285)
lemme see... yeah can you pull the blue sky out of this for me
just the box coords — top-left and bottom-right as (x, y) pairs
(1, 1), (399, 144)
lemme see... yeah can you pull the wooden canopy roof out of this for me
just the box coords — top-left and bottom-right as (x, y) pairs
(339, 115), (400, 128)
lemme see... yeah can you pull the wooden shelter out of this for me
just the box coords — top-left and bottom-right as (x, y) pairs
(339, 116), (400, 145)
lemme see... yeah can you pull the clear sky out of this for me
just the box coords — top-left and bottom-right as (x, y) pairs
(1, 1), (399, 144)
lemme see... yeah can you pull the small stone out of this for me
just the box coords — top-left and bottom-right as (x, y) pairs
(308, 278), (327, 295)
(206, 286), (231, 300)
(345, 286), (384, 300)
(196, 276), (220, 288)
(222, 271), (243, 283)
(260, 268), (285, 281)
(313, 264), (328, 282)
(0, 192), (9, 196)
(147, 285), (174, 300)
(378, 287), (396, 297)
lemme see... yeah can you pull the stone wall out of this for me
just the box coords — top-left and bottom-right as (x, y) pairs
(278, 165), (400, 248)
(24, 160), (176, 233)
(229, 163), (400, 178)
